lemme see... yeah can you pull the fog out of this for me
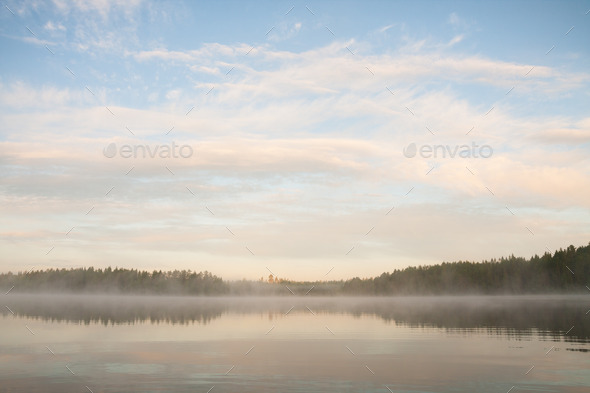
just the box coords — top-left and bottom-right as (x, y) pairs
(2, 294), (588, 343)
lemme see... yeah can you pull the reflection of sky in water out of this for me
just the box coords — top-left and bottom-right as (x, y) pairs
(1, 295), (589, 392)
(104, 363), (166, 374)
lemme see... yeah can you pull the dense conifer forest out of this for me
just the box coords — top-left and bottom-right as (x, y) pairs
(1, 243), (588, 295)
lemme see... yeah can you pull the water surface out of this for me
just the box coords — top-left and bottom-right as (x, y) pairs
(1, 295), (589, 392)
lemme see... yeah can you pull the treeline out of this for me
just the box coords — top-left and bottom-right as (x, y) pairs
(0, 267), (228, 295)
(1, 243), (588, 295)
(343, 243), (590, 295)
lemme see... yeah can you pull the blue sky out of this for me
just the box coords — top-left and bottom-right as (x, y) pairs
(1, 0), (589, 280)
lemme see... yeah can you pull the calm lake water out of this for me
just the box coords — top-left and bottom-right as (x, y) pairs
(1, 295), (589, 392)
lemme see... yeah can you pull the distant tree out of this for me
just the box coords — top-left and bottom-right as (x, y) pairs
(0, 242), (588, 296)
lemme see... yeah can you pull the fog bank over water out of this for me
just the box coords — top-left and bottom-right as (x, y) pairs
(3, 294), (589, 343)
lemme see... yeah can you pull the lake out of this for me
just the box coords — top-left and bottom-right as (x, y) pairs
(1, 294), (589, 392)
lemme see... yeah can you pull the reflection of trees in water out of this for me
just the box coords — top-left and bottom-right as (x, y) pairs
(2, 295), (588, 342)
(2, 295), (227, 326)
(342, 297), (590, 343)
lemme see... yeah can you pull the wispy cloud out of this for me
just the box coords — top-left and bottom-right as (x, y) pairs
(52, 0), (144, 18)
(378, 24), (396, 34)
(44, 20), (66, 31)
(447, 34), (464, 47)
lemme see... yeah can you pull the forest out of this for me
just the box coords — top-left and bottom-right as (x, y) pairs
(342, 243), (590, 295)
(1, 243), (589, 296)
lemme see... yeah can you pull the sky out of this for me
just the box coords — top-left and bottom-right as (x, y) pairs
(1, 0), (589, 281)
